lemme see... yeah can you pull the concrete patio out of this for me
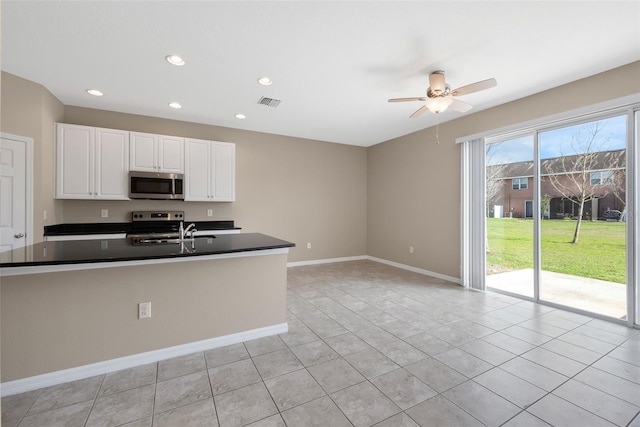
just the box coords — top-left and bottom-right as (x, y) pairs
(486, 268), (627, 319)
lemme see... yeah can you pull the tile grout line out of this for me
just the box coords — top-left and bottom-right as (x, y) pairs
(82, 374), (106, 427)
(202, 347), (222, 427)
(13, 385), (44, 426)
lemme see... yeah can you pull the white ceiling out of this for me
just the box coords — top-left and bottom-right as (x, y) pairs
(2, 1), (639, 147)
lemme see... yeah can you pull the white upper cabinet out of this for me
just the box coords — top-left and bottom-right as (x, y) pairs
(158, 135), (184, 173)
(185, 139), (235, 202)
(130, 132), (184, 173)
(212, 142), (236, 201)
(95, 128), (130, 199)
(184, 138), (210, 201)
(56, 123), (129, 200)
(129, 132), (155, 172)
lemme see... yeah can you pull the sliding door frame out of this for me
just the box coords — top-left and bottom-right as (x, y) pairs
(460, 95), (640, 328)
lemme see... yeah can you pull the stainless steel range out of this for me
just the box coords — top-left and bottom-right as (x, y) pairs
(127, 211), (185, 245)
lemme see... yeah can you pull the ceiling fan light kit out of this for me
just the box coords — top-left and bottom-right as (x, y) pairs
(388, 70), (497, 118)
(427, 96), (452, 114)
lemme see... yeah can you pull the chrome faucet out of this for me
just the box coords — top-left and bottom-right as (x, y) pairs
(179, 221), (197, 240)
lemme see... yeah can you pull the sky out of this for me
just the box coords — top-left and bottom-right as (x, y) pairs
(486, 114), (627, 166)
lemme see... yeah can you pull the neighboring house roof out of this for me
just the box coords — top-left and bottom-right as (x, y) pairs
(488, 149), (625, 180)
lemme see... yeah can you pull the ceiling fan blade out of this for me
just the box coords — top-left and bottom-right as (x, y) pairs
(451, 78), (497, 97)
(409, 105), (429, 118)
(388, 97), (427, 103)
(449, 98), (473, 112)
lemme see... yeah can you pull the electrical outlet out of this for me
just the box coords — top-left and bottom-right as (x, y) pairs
(207, 209), (213, 217)
(139, 302), (151, 319)
(101, 209), (109, 218)
(43, 210), (47, 221)
(307, 242), (312, 249)
(409, 246), (414, 254)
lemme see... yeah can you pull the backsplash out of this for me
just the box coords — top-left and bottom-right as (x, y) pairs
(61, 199), (235, 223)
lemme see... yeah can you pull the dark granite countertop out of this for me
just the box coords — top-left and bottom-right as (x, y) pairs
(43, 220), (239, 236)
(0, 233), (294, 268)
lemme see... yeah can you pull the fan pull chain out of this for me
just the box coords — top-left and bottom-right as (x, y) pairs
(435, 113), (441, 144)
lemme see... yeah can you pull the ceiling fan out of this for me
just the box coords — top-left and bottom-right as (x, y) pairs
(388, 71), (497, 118)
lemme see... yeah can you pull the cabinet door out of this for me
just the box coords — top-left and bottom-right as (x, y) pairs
(95, 128), (130, 200)
(130, 132), (157, 172)
(184, 139), (211, 201)
(56, 124), (94, 199)
(211, 142), (235, 201)
(158, 136), (184, 173)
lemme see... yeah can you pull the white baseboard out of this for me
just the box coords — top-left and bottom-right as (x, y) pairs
(288, 255), (460, 285)
(367, 256), (461, 284)
(287, 255), (367, 267)
(1, 323), (288, 397)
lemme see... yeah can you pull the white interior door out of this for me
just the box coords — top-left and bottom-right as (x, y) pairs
(0, 134), (32, 253)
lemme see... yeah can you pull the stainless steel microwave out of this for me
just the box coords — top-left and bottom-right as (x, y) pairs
(129, 171), (184, 200)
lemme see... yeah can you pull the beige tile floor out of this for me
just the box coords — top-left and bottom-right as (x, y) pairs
(2, 260), (640, 426)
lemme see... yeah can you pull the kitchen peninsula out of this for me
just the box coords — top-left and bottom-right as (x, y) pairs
(0, 233), (294, 392)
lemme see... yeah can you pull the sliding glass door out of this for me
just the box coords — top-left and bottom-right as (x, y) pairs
(538, 115), (628, 319)
(485, 135), (535, 298)
(482, 113), (632, 322)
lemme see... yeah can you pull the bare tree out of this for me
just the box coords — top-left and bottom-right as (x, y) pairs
(543, 121), (622, 243)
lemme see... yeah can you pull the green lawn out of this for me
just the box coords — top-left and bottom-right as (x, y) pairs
(486, 218), (626, 283)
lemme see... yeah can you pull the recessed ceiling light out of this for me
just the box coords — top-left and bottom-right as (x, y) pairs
(235, 113), (246, 119)
(169, 102), (182, 109)
(257, 77), (272, 86)
(86, 89), (103, 97)
(165, 55), (185, 66)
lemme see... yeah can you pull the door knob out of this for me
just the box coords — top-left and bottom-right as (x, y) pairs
(14, 233), (25, 238)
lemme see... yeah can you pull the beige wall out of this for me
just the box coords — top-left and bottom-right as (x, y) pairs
(367, 61), (640, 279)
(1, 254), (287, 381)
(0, 73), (65, 238)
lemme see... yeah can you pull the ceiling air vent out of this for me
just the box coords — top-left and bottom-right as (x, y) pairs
(257, 96), (281, 108)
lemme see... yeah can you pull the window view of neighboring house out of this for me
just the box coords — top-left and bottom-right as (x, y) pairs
(512, 177), (528, 190)
(487, 149), (626, 220)
(590, 170), (614, 186)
